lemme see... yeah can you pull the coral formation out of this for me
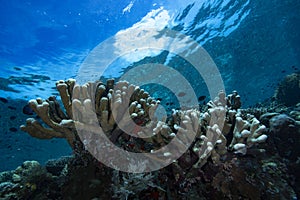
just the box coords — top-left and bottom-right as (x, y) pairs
(274, 72), (300, 106)
(0, 161), (55, 199)
(15, 78), (300, 199)
(226, 90), (241, 110)
(270, 114), (300, 160)
(289, 103), (300, 121)
(228, 114), (267, 155)
(20, 79), (268, 168)
(1, 154), (297, 199)
(20, 79), (77, 148)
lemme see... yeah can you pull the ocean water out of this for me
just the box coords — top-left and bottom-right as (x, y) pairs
(0, 0), (299, 173)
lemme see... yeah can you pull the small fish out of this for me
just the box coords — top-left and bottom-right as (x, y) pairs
(9, 127), (18, 132)
(0, 97), (8, 103)
(23, 104), (34, 115)
(198, 95), (206, 101)
(166, 102), (174, 106)
(10, 116), (17, 120)
(8, 106), (16, 110)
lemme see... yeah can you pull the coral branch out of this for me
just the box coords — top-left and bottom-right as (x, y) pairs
(21, 79), (268, 170)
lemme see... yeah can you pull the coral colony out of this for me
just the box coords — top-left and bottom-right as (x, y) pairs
(21, 79), (267, 161)
(1, 74), (299, 199)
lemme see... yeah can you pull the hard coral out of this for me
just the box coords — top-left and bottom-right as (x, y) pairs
(17, 79), (288, 199)
(226, 90), (241, 110)
(20, 79), (268, 168)
(229, 114), (267, 155)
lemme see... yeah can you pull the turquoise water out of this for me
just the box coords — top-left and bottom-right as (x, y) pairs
(0, 0), (299, 171)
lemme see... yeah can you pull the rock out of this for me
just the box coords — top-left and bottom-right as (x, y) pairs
(270, 114), (295, 131)
(259, 112), (279, 127)
(270, 114), (300, 161)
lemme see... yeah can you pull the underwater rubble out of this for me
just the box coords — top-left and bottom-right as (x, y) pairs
(0, 74), (299, 200)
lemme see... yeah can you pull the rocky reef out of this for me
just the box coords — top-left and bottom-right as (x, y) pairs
(274, 72), (300, 106)
(0, 76), (299, 199)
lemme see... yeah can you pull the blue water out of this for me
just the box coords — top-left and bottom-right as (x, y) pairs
(0, 0), (299, 171)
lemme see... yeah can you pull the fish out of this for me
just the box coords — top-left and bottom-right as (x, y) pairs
(198, 95), (206, 101)
(9, 127), (18, 132)
(0, 97), (8, 103)
(23, 104), (34, 115)
(10, 116), (17, 120)
(166, 102), (174, 106)
(8, 106), (16, 110)
(292, 66), (299, 71)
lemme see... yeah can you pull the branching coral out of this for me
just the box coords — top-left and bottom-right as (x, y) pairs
(20, 79), (77, 148)
(20, 79), (268, 171)
(229, 115), (267, 155)
(226, 90), (241, 110)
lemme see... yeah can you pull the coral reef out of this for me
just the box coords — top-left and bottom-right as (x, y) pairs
(9, 78), (298, 199)
(20, 79), (268, 167)
(0, 152), (297, 199)
(0, 157), (113, 200)
(289, 103), (300, 121)
(274, 72), (300, 106)
(226, 90), (241, 110)
(270, 114), (299, 160)
(0, 161), (55, 199)
(20, 79), (77, 148)
(228, 114), (267, 155)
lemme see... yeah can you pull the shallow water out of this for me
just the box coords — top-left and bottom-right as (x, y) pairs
(0, 0), (299, 173)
